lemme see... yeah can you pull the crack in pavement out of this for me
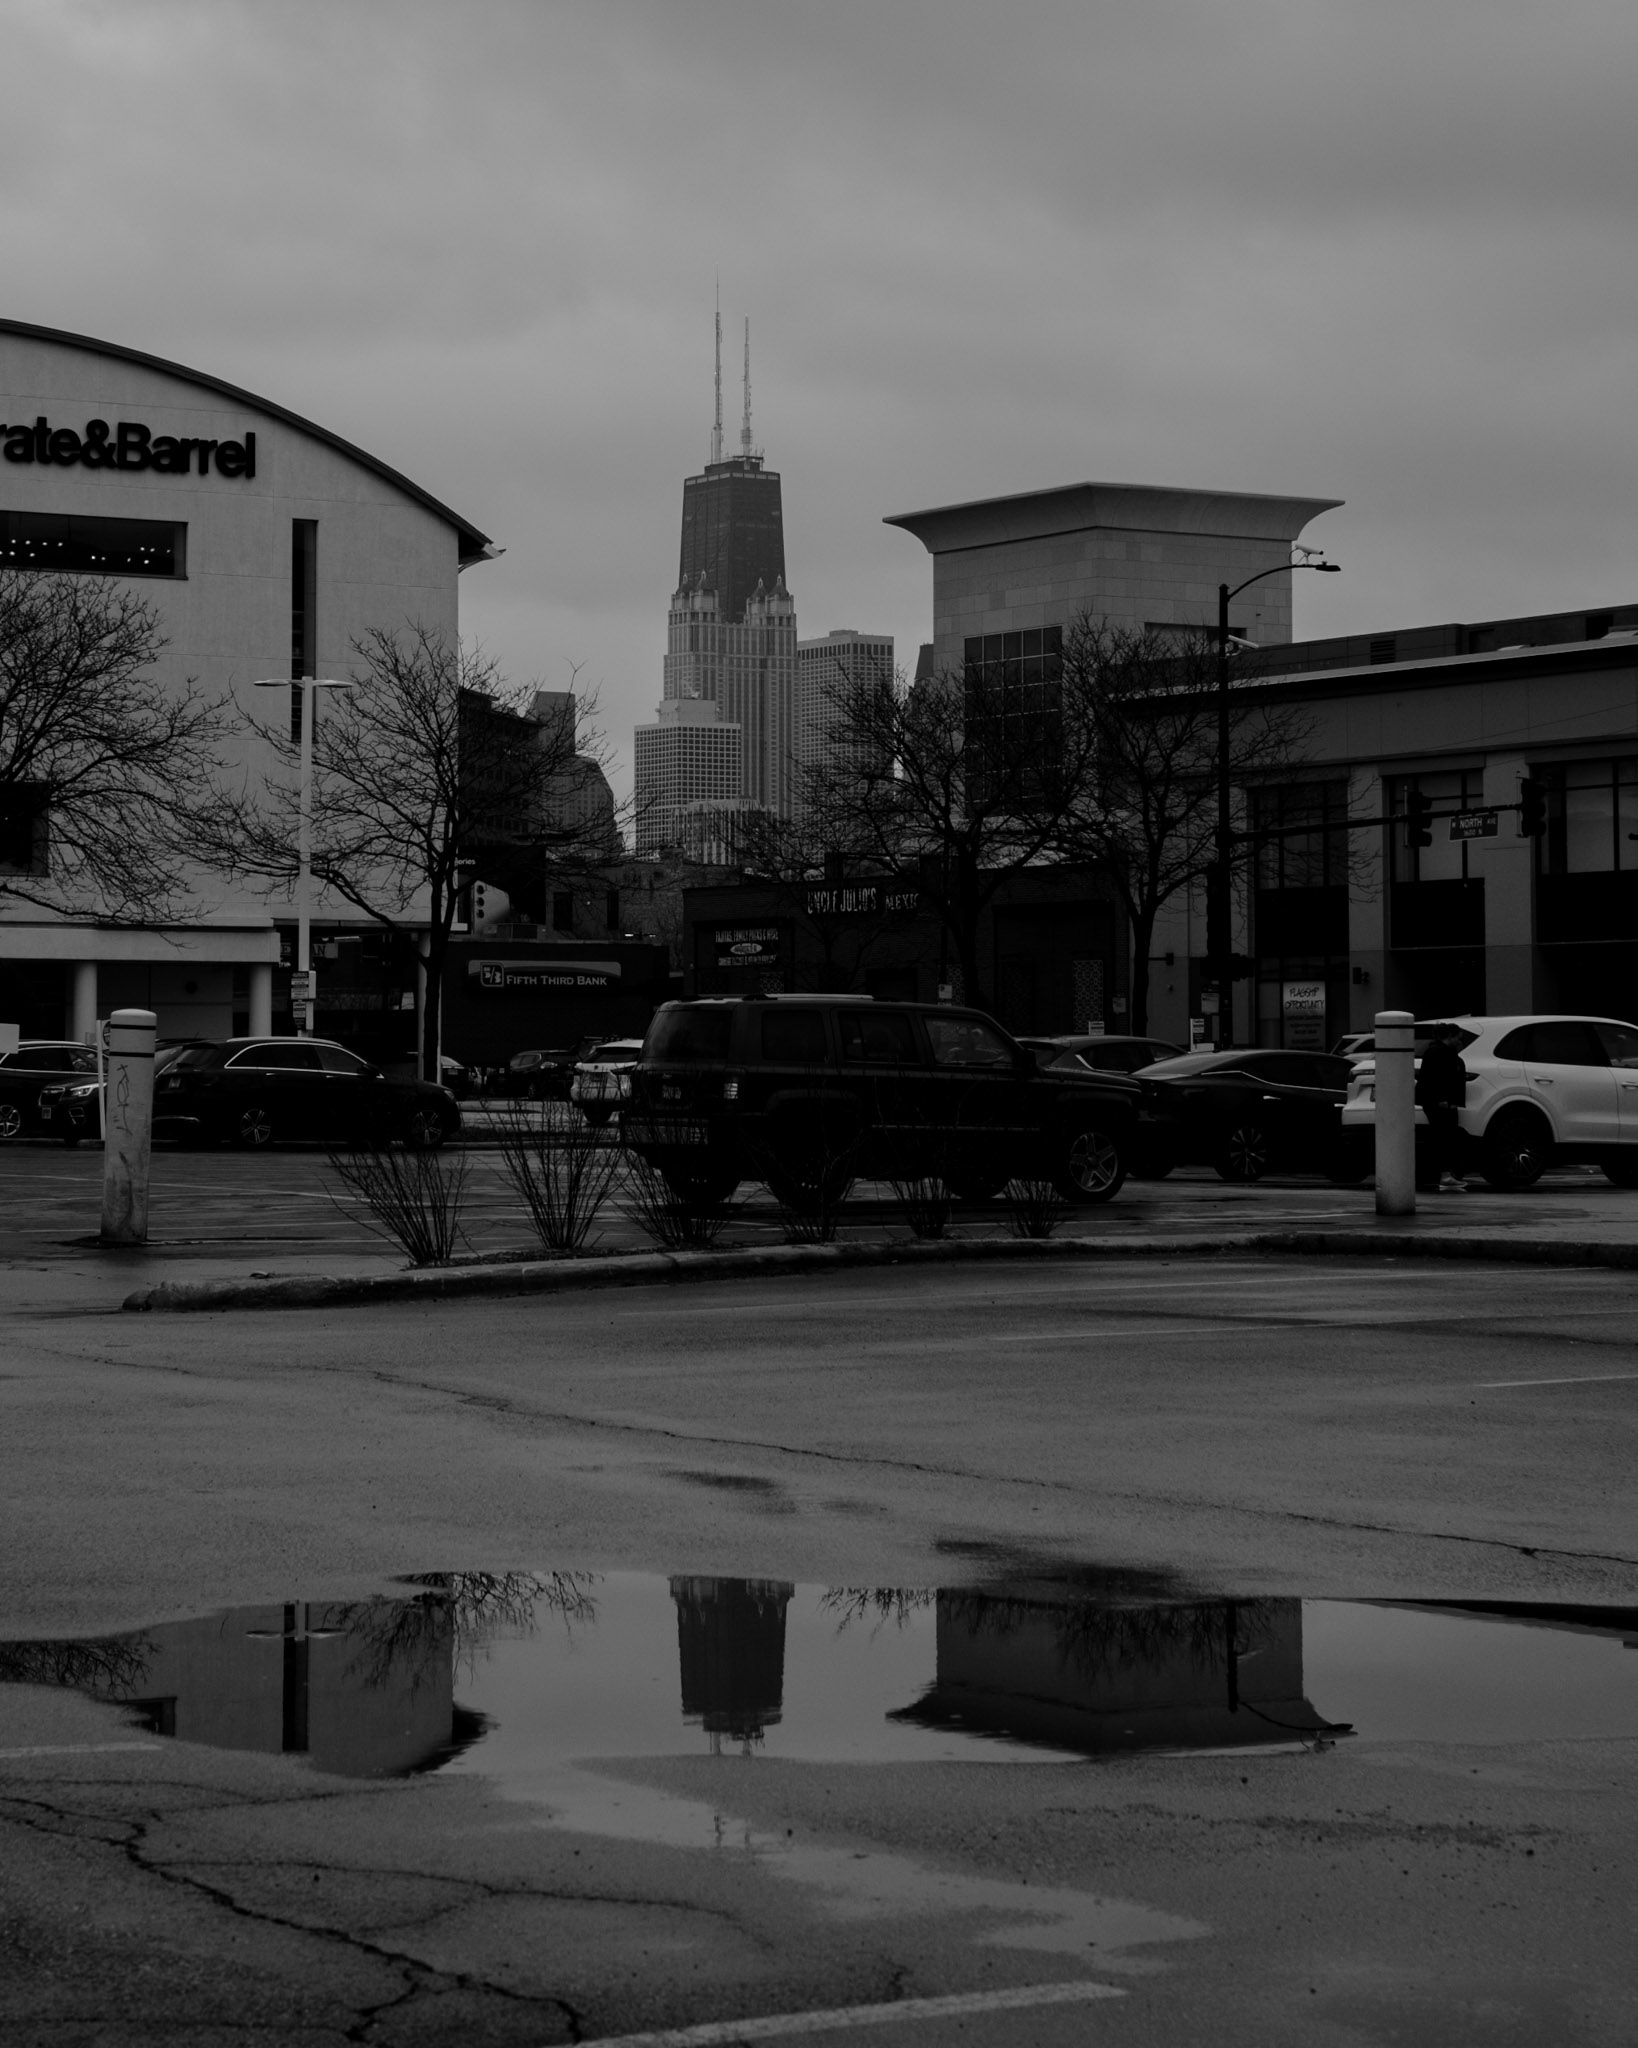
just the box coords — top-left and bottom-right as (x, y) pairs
(366, 1369), (1638, 1575)
(0, 1792), (589, 2044)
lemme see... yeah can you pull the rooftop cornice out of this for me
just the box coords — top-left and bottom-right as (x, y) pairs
(884, 479), (1342, 554)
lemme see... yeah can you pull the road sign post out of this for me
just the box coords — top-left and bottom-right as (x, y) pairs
(100, 1008), (157, 1246)
(1373, 1009), (1416, 1219)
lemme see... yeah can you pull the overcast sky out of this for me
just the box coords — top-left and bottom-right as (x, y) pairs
(6, 0), (1637, 796)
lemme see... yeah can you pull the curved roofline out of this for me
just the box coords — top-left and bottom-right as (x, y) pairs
(0, 318), (492, 563)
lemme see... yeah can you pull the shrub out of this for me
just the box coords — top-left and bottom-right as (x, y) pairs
(1003, 1176), (1069, 1239)
(326, 1142), (469, 1265)
(888, 1173), (954, 1239)
(496, 1101), (621, 1254)
(620, 1149), (736, 1250)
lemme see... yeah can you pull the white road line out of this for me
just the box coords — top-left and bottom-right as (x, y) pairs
(0, 1743), (162, 1759)
(1476, 1372), (1638, 1389)
(581, 1979), (1124, 2046)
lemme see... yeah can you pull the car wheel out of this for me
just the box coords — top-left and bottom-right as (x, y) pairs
(0, 1103), (21, 1142)
(1054, 1124), (1127, 1205)
(581, 1108), (613, 1130)
(1601, 1152), (1638, 1188)
(1216, 1121), (1270, 1182)
(1481, 1108), (1550, 1190)
(766, 1162), (854, 1214)
(403, 1107), (448, 1151)
(231, 1102), (276, 1149)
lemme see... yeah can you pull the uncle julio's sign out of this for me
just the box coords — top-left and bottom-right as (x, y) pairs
(2, 415), (256, 478)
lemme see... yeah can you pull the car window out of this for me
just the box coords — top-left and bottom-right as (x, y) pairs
(1593, 1021), (1638, 1069)
(838, 1010), (920, 1064)
(646, 1008), (735, 1063)
(761, 1009), (828, 1063)
(171, 1044), (226, 1070)
(316, 1044), (370, 1075)
(66, 1046), (98, 1073)
(925, 1015), (1012, 1068)
(1289, 1054), (1355, 1089)
(1496, 1021), (1608, 1067)
(230, 1043), (322, 1071)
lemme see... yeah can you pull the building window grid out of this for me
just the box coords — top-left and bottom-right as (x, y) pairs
(1252, 781), (1351, 892)
(1537, 757), (1638, 875)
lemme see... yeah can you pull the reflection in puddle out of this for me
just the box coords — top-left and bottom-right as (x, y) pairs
(8, 1576), (1636, 1961)
(5, 1573), (1636, 1781)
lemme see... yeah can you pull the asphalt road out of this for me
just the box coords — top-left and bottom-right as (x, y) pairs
(3, 1242), (1637, 2043)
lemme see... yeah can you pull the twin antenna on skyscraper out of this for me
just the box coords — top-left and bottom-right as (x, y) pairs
(711, 286), (758, 466)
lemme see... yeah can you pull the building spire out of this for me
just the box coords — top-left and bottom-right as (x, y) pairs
(711, 285), (724, 465)
(741, 317), (754, 457)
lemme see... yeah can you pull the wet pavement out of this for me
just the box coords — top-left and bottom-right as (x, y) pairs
(2, 1140), (1635, 1317)
(5, 1567), (1638, 2044)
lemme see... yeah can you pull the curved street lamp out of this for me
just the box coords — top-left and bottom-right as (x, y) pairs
(1211, 549), (1340, 1047)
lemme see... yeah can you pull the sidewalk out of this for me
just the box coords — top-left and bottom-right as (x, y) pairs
(3, 1139), (1631, 1315)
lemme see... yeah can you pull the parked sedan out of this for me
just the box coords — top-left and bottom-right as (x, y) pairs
(569, 1038), (645, 1128)
(508, 1036), (603, 1101)
(1137, 1048), (1361, 1181)
(1042, 1033), (1185, 1075)
(37, 1042), (198, 1144)
(0, 1041), (100, 1140)
(151, 1038), (460, 1149)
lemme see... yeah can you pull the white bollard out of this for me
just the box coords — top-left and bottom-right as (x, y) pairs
(101, 1008), (158, 1246)
(1374, 1009), (1416, 1218)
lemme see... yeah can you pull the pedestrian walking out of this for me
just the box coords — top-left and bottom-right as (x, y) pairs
(1416, 1023), (1469, 1190)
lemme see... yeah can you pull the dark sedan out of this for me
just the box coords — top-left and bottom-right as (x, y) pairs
(1041, 1033), (1185, 1075)
(0, 1041), (100, 1141)
(1137, 1048), (1363, 1182)
(152, 1038), (460, 1150)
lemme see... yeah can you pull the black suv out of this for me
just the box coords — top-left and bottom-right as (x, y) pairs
(623, 996), (1143, 1207)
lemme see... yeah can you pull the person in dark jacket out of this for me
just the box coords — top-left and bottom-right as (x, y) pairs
(1416, 1024), (1469, 1190)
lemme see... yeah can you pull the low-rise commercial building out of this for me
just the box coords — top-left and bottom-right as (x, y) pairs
(0, 318), (491, 1052)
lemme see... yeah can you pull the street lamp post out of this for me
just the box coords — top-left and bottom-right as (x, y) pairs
(253, 676), (356, 1035)
(1210, 550), (1339, 1047)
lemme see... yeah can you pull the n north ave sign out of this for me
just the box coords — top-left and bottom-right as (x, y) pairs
(2, 416), (257, 478)
(1449, 809), (1499, 841)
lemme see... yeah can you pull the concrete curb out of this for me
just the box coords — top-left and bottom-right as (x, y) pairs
(120, 1225), (1638, 1312)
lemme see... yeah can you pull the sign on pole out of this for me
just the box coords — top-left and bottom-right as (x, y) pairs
(100, 1008), (157, 1246)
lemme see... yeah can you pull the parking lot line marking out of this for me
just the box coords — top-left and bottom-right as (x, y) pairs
(581, 1979), (1124, 2045)
(1476, 1372), (1638, 1389)
(0, 1743), (162, 1759)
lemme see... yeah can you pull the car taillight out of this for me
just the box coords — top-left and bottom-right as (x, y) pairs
(723, 1077), (739, 1100)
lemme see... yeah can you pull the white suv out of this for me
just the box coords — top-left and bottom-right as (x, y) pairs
(1341, 1014), (1638, 1189)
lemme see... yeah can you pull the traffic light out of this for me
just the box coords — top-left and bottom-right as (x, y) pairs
(1519, 777), (1548, 838)
(472, 881), (490, 929)
(1405, 785), (1434, 849)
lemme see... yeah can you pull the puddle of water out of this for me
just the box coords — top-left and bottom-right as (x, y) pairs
(4, 1575), (1635, 1784)
(8, 1576), (1635, 1962)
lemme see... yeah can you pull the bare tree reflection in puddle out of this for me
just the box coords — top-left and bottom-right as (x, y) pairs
(0, 1571), (600, 1777)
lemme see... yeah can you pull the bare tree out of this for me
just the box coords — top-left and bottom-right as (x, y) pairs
(806, 651), (1099, 1014)
(223, 623), (618, 1080)
(0, 568), (228, 919)
(1055, 619), (1318, 1033)
(734, 805), (910, 993)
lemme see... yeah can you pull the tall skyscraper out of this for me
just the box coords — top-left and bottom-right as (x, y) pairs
(635, 313), (798, 854)
(794, 628), (894, 790)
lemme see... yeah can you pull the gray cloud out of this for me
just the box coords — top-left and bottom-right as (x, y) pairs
(5, 0), (1637, 790)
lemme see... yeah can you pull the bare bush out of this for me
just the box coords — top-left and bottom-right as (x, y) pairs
(888, 1173), (955, 1239)
(1003, 1177), (1069, 1239)
(620, 1149), (736, 1250)
(327, 1143), (469, 1265)
(496, 1102), (621, 1254)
